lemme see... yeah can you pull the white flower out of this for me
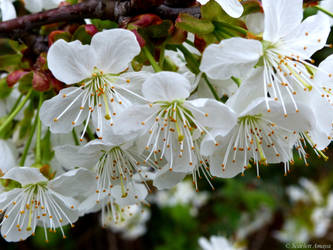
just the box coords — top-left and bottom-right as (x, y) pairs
(0, 0), (16, 21)
(55, 139), (153, 199)
(201, 70), (316, 178)
(321, 0), (333, 25)
(200, 0), (332, 116)
(104, 204), (150, 240)
(0, 167), (92, 242)
(113, 71), (237, 175)
(24, 0), (62, 13)
(0, 139), (17, 174)
(41, 29), (145, 141)
(197, 0), (244, 18)
(153, 180), (208, 215)
(199, 235), (244, 250)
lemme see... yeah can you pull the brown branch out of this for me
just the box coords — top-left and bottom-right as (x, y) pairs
(0, 0), (201, 39)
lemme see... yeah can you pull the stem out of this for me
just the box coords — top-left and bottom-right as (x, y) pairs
(35, 92), (43, 165)
(214, 21), (248, 36)
(72, 129), (80, 146)
(0, 1), (201, 40)
(86, 124), (95, 141)
(185, 39), (195, 47)
(8, 94), (23, 114)
(314, 6), (333, 18)
(159, 43), (166, 69)
(19, 102), (37, 166)
(177, 44), (220, 101)
(0, 89), (32, 134)
(142, 46), (162, 72)
(231, 76), (241, 87)
(203, 74), (220, 101)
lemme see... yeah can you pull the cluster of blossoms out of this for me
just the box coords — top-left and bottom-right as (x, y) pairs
(0, 0), (332, 243)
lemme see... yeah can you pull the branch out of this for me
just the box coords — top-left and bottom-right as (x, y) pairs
(0, 0), (201, 39)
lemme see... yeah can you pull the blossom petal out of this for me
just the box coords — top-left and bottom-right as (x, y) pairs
(113, 104), (158, 135)
(54, 145), (97, 169)
(153, 167), (186, 190)
(209, 148), (244, 178)
(217, 0), (243, 18)
(49, 168), (96, 197)
(200, 38), (262, 80)
(142, 72), (191, 102)
(47, 40), (95, 84)
(91, 29), (140, 74)
(2, 167), (47, 186)
(0, 139), (17, 173)
(186, 98), (237, 131)
(283, 14), (330, 58)
(245, 12), (265, 34)
(263, 0), (303, 43)
(40, 87), (89, 134)
(315, 54), (333, 87)
(226, 68), (265, 114)
(24, 0), (43, 13)
(1, 0), (16, 21)
(112, 183), (148, 206)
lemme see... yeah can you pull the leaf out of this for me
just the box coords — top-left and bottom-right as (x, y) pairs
(241, 0), (262, 16)
(90, 19), (118, 31)
(71, 26), (93, 45)
(0, 77), (12, 99)
(18, 72), (33, 94)
(0, 54), (22, 71)
(176, 13), (215, 35)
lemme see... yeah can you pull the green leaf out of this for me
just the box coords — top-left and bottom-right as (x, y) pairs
(141, 20), (173, 39)
(90, 19), (118, 31)
(0, 77), (12, 99)
(0, 54), (22, 71)
(241, 0), (262, 17)
(176, 13), (215, 35)
(41, 130), (55, 164)
(18, 72), (33, 94)
(72, 26), (92, 45)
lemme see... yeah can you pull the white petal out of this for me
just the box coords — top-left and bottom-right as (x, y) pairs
(54, 144), (98, 169)
(262, 101), (315, 132)
(246, 12), (265, 34)
(315, 54), (333, 87)
(142, 72), (191, 102)
(186, 98), (237, 131)
(2, 167), (47, 186)
(49, 168), (96, 197)
(263, 0), (303, 43)
(24, 0), (43, 13)
(40, 87), (89, 133)
(112, 183), (148, 206)
(226, 68), (265, 113)
(47, 40), (95, 84)
(198, 237), (212, 250)
(153, 166), (186, 190)
(43, 0), (62, 9)
(200, 38), (263, 80)
(1, 0), (16, 21)
(0, 139), (17, 173)
(283, 14), (330, 58)
(217, 0), (243, 18)
(113, 104), (157, 135)
(321, 0), (333, 25)
(209, 138), (245, 178)
(91, 29), (140, 74)
(47, 190), (79, 226)
(309, 129), (331, 150)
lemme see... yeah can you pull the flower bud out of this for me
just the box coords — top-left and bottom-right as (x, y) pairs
(6, 70), (28, 87)
(85, 24), (98, 36)
(32, 71), (50, 92)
